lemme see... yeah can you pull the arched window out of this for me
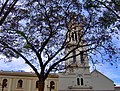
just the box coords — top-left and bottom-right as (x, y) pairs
(77, 78), (80, 85)
(2, 79), (8, 87)
(74, 32), (77, 41)
(71, 32), (75, 41)
(17, 80), (23, 88)
(81, 78), (84, 86)
(36, 80), (39, 88)
(50, 81), (55, 89)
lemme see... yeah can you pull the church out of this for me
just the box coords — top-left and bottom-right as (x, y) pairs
(0, 22), (118, 91)
(58, 22), (115, 91)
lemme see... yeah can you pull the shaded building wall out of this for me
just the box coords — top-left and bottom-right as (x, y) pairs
(91, 70), (115, 91)
(0, 71), (58, 91)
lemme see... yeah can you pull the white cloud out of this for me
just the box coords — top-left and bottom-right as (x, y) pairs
(0, 55), (32, 72)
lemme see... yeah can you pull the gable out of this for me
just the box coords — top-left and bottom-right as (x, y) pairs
(91, 69), (114, 83)
(91, 70), (114, 90)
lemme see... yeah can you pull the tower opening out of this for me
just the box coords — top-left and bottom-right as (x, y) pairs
(81, 78), (84, 86)
(77, 78), (80, 85)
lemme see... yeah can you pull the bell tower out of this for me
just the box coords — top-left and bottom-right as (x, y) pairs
(65, 20), (90, 74)
(58, 20), (93, 91)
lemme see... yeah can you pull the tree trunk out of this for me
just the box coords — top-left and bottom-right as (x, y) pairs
(38, 80), (45, 91)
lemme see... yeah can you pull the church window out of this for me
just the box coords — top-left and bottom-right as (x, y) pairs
(17, 80), (23, 88)
(71, 32), (75, 41)
(2, 79), (8, 88)
(73, 50), (76, 63)
(50, 81), (55, 89)
(75, 32), (77, 41)
(81, 78), (84, 86)
(80, 51), (84, 64)
(36, 80), (39, 88)
(77, 78), (80, 85)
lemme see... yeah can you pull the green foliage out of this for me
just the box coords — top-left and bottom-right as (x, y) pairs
(16, 30), (26, 38)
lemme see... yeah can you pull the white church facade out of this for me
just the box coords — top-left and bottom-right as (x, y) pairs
(0, 22), (118, 91)
(59, 69), (115, 91)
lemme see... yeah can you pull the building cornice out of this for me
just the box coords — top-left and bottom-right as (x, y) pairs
(0, 71), (58, 78)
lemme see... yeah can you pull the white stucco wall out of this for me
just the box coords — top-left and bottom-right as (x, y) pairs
(58, 73), (76, 90)
(58, 72), (93, 91)
(91, 70), (115, 90)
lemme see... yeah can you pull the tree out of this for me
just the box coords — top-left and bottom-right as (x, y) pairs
(83, 0), (120, 65)
(0, 0), (18, 25)
(0, 0), (120, 91)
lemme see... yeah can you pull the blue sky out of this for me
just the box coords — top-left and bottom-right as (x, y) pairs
(0, 55), (120, 86)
